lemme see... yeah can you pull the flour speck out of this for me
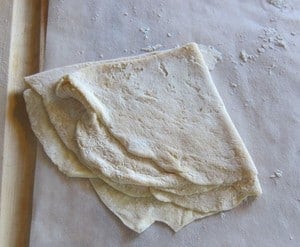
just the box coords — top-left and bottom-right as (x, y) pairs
(257, 47), (266, 54)
(198, 44), (222, 70)
(239, 50), (254, 63)
(139, 27), (150, 40)
(220, 212), (226, 219)
(230, 82), (238, 88)
(270, 169), (283, 178)
(141, 44), (162, 52)
(267, 0), (287, 9)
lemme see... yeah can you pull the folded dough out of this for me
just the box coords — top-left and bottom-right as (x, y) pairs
(56, 44), (255, 186)
(24, 43), (262, 233)
(90, 179), (213, 233)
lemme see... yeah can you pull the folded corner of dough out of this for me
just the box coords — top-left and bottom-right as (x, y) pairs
(24, 43), (262, 233)
(23, 88), (96, 178)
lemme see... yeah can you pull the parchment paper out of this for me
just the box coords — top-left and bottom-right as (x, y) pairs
(29, 0), (300, 246)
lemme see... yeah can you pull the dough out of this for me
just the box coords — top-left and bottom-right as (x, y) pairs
(24, 89), (152, 197)
(56, 43), (256, 186)
(90, 179), (214, 233)
(24, 43), (262, 233)
(23, 89), (94, 178)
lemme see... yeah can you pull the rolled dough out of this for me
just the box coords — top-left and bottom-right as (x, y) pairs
(24, 43), (261, 233)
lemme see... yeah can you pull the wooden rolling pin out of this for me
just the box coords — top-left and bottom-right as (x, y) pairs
(0, 0), (48, 246)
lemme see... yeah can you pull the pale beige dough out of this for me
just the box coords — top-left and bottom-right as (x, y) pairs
(90, 179), (215, 233)
(24, 43), (261, 233)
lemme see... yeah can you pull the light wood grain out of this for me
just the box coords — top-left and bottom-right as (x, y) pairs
(0, 0), (48, 246)
(0, 1), (13, 186)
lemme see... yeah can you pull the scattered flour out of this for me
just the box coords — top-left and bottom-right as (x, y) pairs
(267, 64), (276, 75)
(132, 6), (137, 14)
(270, 169), (283, 178)
(198, 44), (222, 70)
(140, 44), (162, 52)
(230, 82), (237, 88)
(275, 39), (287, 48)
(257, 47), (266, 54)
(258, 27), (287, 50)
(239, 49), (255, 63)
(220, 212), (226, 219)
(139, 27), (150, 39)
(267, 0), (287, 9)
